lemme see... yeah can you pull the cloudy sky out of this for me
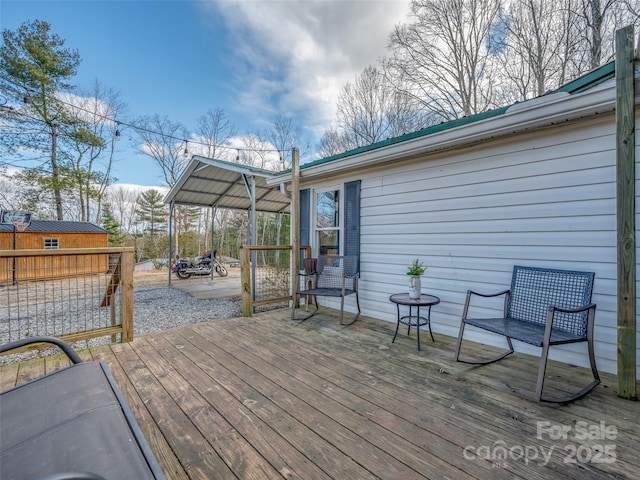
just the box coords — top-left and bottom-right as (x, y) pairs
(2, 0), (412, 186)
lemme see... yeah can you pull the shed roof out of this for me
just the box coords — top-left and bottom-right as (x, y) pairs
(163, 156), (290, 213)
(0, 220), (107, 233)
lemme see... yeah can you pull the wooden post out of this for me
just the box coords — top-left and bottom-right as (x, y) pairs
(615, 25), (637, 400)
(241, 246), (252, 317)
(291, 148), (300, 306)
(120, 248), (134, 342)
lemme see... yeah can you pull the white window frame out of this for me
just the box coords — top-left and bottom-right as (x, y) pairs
(312, 185), (344, 256)
(44, 238), (59, 249)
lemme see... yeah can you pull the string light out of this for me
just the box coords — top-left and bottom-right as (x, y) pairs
(2, 78), (289, 157)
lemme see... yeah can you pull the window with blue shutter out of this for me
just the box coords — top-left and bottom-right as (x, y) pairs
(299, 180), (360, 260)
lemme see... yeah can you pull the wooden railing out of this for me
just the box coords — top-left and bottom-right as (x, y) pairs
(241, 245), (311, 317)
(0, 247), (134, 352)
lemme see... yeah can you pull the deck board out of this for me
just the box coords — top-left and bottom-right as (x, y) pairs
(90, 344), (190, 480)
(185, 326), (435, 479)
(2, 309), (639, 479)
(153, 330), (335, 480)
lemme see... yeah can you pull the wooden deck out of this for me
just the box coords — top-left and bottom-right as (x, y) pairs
(1, 309), (638, 479)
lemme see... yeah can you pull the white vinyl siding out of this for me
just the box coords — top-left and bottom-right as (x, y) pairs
(318, 111), (635, 377)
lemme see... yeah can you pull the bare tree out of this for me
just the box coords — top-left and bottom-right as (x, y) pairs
(319, 65), (437, 155)
(239, 132), (276, 169)
(337, 65), (395, 147)
(338, 65), (435, 148)
(133, 114), (188, 188)
(266, 115), (308, 169)
(317, 126), (351, 158)
(386, 0), (502, 119)
(574, 0), (638, 69)
(495, 0), (582, 102)
(195, 107), (236, 159)
(263, 115), (308, 254)
(622, 0), (639, 21)
(105, 185), (139, 236)
(485, 0), (637, 105)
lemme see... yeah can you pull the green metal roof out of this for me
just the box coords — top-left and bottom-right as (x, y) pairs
(557, 61), (616, 94)
(300, 61), (617, 171)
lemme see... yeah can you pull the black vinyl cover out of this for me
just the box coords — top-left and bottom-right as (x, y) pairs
(1, 361), (164, 480)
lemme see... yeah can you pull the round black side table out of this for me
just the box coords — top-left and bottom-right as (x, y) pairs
(389, 293), (440, 351)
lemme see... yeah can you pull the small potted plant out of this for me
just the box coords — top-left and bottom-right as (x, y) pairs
(407, 258), (426, 299)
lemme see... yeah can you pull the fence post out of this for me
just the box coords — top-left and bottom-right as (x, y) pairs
(120, 249), (134, 342)
(241, 246), (252, 317)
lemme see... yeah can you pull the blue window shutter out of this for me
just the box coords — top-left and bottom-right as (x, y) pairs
(299, 188), (310, 246)
(299, 188), (310, 262)
(344, 180), (360, 263)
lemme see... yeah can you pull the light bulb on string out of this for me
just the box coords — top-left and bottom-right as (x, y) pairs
(2, 77), (285, 158)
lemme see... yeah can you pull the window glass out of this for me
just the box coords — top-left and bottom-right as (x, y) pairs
(44, 238), (59, 249)
(316, 190), (339, 228)
(318, 231), (339, 256)
(315, 189), (340, 255)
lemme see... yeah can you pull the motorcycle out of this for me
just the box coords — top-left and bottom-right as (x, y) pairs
(171, 249), (228, 279)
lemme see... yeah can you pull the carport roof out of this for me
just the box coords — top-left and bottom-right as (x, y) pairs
(163, 155), (291, 213)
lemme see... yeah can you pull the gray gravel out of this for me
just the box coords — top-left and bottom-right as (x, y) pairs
(132, 286), (242, 335)
(1, 286), (242, 365)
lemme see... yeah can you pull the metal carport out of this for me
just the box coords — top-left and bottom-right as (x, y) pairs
(163, 155), (292, 283)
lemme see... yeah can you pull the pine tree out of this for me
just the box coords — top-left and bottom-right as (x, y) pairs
(0, 20), (82, 220)
(134, 189), (168, 261)
(134, 189), (168, 235)
(101, 204), (124, 246)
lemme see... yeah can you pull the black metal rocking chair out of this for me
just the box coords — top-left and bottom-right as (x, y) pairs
(291, 255), (361, 325)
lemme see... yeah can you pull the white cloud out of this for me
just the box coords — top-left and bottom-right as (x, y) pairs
(204, 0), (411, 140)
(108, 183), (168, 195)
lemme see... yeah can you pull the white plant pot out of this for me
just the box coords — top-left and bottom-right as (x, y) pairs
(408, 275), (421, 299)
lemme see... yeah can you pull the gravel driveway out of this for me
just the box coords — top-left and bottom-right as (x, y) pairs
(1, 271), (243, 365)
(133, 285), (242, 336)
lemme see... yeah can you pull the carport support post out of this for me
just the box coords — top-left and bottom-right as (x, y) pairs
(615, 25), (637, 400)
(291, 148), (300, 306)
(168, 200), (174, 286)
(210, 205), (216, 261)
(208, 206), (215, 281)
(250, 175), (257, 313)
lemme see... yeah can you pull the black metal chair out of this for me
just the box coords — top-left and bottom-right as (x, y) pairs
(291, 255), (361, 325)
(454, 265), (600, 403)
